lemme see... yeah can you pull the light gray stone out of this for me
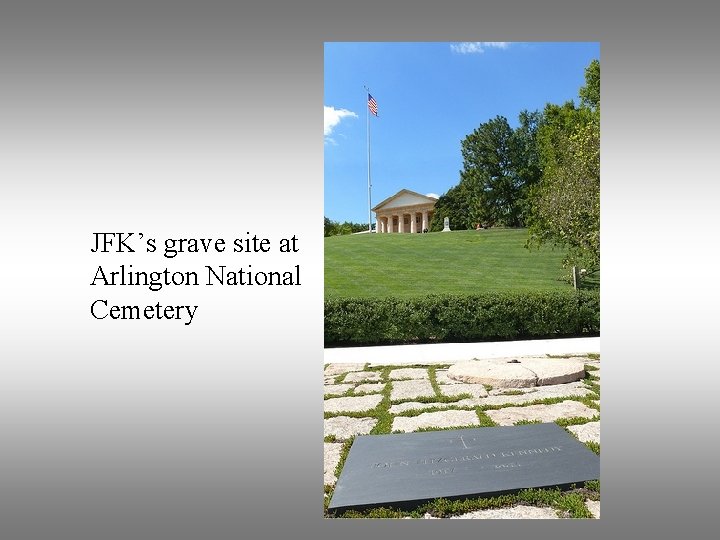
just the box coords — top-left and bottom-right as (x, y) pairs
(392, 409), (479, 433)
(354, 382), (386, 394)
(485, 400), (598, 426)
(439, 383), (488, 398)
(481, 382), (592, 406)
(324, 416), (377, 440)
(388, 399), (479, 414)
(324, 442), (343, 485)
(324, 394), (383, 414)
(567, 421), (600, 444)
(435, 370), (464, 385)
(586, 499), (600, 519)
(389, 368), (429, 380)
(448, 357), (586, 388)
(517, 357), (586, 386)
(448, 359), (537, 388)
(390, 379), (435, 401)
(324, 363), (366, 377)
(324, 384), (353, 396)
(451, 505), (562, 519)
(343, 371), (382, 383)
(488, 386), (537, 396)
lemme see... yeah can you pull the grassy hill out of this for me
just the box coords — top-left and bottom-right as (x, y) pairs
(325, 228), (570, 298)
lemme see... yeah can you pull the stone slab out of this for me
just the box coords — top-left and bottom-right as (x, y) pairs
(439, 383), (488, 399)
(451, 505), (561, 519)
(325, 416), (378, 440)
(448, 357), (585, 388)
(392, 410), (480, 433)
(327, 423), (600, 513)
(435, 370), (464, 385)
(448, 359), (537, 388)
(567, 421), (600, 444)
(519, 357), (586, 386)
(390, 379), (435, 401)
(481, 382), (592, 407)
(389, 368), (429, 380)
(586, 499), (600, 518)
(389, 399), (479, 414)
(324, 394), (383, 414)
(485, 401), (598, 426)
(324, 442), (343, 485)
(354, 382), (386, 394)
(324, 363), (366, 377)
(323, 384), (353, 396)
(343, 371), (382, 383)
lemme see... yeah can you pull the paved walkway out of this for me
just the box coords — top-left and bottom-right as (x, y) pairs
(324, 337), (600, 519)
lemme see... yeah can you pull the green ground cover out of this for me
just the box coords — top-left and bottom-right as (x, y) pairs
(325, 229), (569, 298)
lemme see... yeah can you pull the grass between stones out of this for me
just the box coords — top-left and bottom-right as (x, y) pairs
(324, 359), (601, 518)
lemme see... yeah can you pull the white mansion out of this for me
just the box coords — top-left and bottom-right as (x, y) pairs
(371, 189), (438, 234)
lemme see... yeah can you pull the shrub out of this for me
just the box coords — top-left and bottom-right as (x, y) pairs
(325, 290), (599, 347)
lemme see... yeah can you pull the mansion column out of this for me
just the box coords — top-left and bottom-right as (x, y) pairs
(422, 210), (429, 232)
(398, 214), (404, 233)
(410, 212), (417, 233)
(386, 215), (393, 233)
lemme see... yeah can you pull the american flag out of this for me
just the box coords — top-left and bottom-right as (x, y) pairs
(368, 93), (378, 116)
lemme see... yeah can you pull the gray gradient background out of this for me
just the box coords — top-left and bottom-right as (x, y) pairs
(1, 1), (718, 539)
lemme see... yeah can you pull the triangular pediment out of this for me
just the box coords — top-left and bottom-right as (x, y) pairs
(372, 189), (438, 212)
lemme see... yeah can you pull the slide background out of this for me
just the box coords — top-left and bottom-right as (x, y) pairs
(2, 1), (719, 538)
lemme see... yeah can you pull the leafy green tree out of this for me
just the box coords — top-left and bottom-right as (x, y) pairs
(429, 176), (483, 231)
(527, 59), (600, 275)
(579, 59), (600, 110)
(432, 112), (542, 230)
(324, 217), (370, 236)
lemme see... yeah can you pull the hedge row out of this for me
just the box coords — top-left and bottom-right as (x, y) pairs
(325, 290), (599, 347)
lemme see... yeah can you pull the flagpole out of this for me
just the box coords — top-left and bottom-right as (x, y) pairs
(364, 85), (372, 232)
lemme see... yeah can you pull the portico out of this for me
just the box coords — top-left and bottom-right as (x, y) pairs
(372, 189), (438, 234)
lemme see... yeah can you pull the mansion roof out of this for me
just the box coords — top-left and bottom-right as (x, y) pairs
(371, 189), (438, 213)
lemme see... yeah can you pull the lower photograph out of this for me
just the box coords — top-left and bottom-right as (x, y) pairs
(323, 352), (600, 519)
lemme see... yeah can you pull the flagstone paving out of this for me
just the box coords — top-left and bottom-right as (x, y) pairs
(389, 368), (429, 380)
(324, 416), (377, 440)
(354, 382), (386, 394)
(449, 505), (562, 519)
(586, 499), (601, 518)
(389, 379), (435, 401)
(392, 409), (480, 433)
(567, 421), (600, 444)
(324, 354), (601, 519)
(485, 400), (598, 426)
(323, 394), (383, 414)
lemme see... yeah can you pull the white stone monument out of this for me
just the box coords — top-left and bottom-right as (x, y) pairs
(442, 217), (451, 232)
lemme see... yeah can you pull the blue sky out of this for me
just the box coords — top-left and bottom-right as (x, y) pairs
(324, 42), (600, 224)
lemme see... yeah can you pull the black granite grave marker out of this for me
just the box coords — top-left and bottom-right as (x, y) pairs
(327, 423), (599, 514)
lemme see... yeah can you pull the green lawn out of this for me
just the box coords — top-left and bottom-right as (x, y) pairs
(325, 228), (570, 298)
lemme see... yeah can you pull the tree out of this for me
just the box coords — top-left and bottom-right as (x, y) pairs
(324, 217), (370, 237)
(429, 176), (484, 231)
(579, 59), (600, 110)
(527, 59), (600, 275)
(431, 113), (542, 230)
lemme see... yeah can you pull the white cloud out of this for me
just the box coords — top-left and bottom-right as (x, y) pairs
(324, 106), (358, 143)
(426, 193), (440, 199)
(450, 42), (510, 54)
